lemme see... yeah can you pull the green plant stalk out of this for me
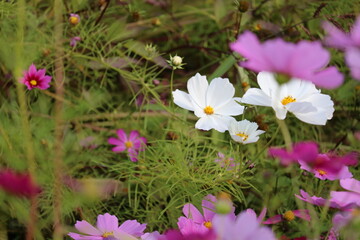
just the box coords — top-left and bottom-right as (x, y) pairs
(52, 0), (65, 239)
(276, 118), (292, 151)
(14, 1), (38, 239)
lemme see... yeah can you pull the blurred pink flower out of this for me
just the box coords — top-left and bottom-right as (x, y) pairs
(161, 229), (216, 240)
(69, 13), (80, 25)
(79, 136), (98, 149)
(295, 189), (355, 210)
(331, 178), (360, 208)
(323, 16), (360, 81)
(230, 31), (343, 89)
(70, 36), (81, 47)
(178, 194), (235, 236)
(262, 210), (310, 224)
(269, 142), (357, 180)
(214, 152), (238, 170)
(0, 169), (41, 198)
(68, 213), (146, 240)
(108, 129), (147, 162)
(21, 64), (52, 90)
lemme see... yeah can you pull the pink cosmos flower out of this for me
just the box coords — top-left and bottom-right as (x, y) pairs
(141, 231), (162, 240)
(21, 64), (52, 90)
(330, 178), (360, 208)
(178, 194), (235, 236)
(108, 129), (147, 162)
(68, 213), (146, 240)
(262, 209), (310, 224)
(269, 142), (357, 180)
(214, 152), (238, 170)
(69, 13), (80, 25)
(0, 169), (41, 198)
(161, 229), (217, 240)
(212, 211), (276, 240)
(323, 16), (360, 81)
(295, 189), (355, 210)
(70, 36), (81, 47)
(230, 31), (344, 89)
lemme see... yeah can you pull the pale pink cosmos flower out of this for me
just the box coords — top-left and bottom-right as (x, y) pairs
(323, 16), (360, 81)
(21, 64), (52, 90)
(331, 178), (360, 208)
(68, 213), (146, 240)
(262, 209), (310, 224)
(70, 36), (81, 47)
(178, 194), (235, 236)
(230, 31), (344, 89)
(108, 129), (147, 162)
(214, 152), (238, 170)
(269, 141), (357, 180)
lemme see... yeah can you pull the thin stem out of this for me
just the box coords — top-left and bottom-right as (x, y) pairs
(276, 119), (292, 151)
(52, 0), (65, 239)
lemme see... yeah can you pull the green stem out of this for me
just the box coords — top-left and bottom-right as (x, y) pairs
(276, 119), (292, 150)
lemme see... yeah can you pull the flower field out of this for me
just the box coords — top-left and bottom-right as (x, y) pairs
(0, 0), (359, 239)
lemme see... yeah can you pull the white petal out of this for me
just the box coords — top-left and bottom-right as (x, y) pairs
(195, 115), (233, 132)
(215, 100), (244, 116)
(257, 72), (279, 97)
(187, 73), (208, 108)
(173, 90), (194, 111)
(294, 110), (330, 125)
(286, 102), (316, 114)
(244, 136), (260, 144)
(241, 89), (272, 107)
(302, 93), (334, 119)
(206, 77), (235, 108)
(273, 106), (287, 119)
(286, 78), (319, 100)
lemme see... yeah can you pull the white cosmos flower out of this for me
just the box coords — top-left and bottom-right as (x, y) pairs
(241, 72), (335, 125)
(229, 120), (265, 144)
(172, 73), (244, 132)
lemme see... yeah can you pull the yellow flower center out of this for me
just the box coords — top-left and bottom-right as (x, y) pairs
(203, 221), (212, 229)
(203, 106), (214, 115)
(316, 169), (327, 176)
(69, 16), (79, 25)
(283, 210), (295, 221)
(281, 96), (296, 105)
(30, 80), (38, 86)
(125, 141), (133, 148)
(102, 232), (114, 237)
(236, 132), (249, 141)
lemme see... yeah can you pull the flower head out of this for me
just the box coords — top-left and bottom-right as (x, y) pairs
(69, 13), (80, 25)
(21, 64), (52, 90)
(108, 129), (147, 162)
(230, 31), (344, 89)
(263, 210), (311, 224)
(0, 169), (41, 198)
(68, 213), (146, 240)
(323, 16), (360, 81)
(241, 72), (334, 125)
(167, 55), (185, 70)
(214, 152), (238, 170)
(173, 73), (244, 132)
(70, 36), (81, 47)
(178, 194), (235, 236)
(228, 119), (265, 144)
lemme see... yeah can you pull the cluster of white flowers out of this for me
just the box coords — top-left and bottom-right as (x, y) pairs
(173, 72), (334, 144)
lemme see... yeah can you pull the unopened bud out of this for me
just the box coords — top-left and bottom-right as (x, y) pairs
(238, 1), (249, 12)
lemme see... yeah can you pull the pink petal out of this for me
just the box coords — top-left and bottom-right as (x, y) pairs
(74, 220), (102, 236)
(128, 131), (140, 142)
(323, 22), (353, 49)
(108, 137), (125, 146)
(262, 38), (295, 73)
(351, 16), (360, 45)
(340, 178), (360, 193)
(293, 209), (311, 221)
(330, 191), (360, 208)
(68, 232), (103, 240)
(263, 215), (283, 224)
(118, 220), (146, 237)
(182, 203), (204, 223)
(96, 213), (119, 233)
(345, 47), (360, 80)
(202, 194), (217, 221)
(308, 66), (344, 89)
(116, 129), (128, 141)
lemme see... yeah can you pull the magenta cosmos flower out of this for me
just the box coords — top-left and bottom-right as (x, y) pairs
(108, 129), (147, 162)
(262, 209), (310, 224)
(0, 169), (41, 198)
(178, 194), (235, 236)
(269, 142), (357, 180)
(21, 64), (52, 90)
(68, 213), (146, 240)
(230, 31), (344, 89)
(323, 16), (360, 81)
